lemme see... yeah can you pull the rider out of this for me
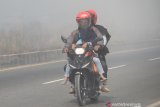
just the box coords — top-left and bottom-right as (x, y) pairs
(86, 9), (111, 51)
(86, 9), (111, 92)
(62, 11), (109, 93)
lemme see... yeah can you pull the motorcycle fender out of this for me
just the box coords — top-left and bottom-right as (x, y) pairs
(75, 72), (80, 75)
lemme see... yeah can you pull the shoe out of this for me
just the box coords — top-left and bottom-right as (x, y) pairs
(101, 78), (107, 85)
(101, 86), (110, 93)
(69, 87), (75, 94)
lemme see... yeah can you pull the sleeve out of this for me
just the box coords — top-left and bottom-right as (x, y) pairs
(95, 25), (111, 43)
(91, 26), (104, 46)
(64, 30), (78, 48)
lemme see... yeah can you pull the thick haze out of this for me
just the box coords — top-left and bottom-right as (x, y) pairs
(0, 0), (160, 53)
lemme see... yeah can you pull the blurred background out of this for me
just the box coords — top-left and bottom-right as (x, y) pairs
(0, 0), (160, 54)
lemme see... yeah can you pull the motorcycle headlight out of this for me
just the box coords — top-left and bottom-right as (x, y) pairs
(75, 48), (85, 55)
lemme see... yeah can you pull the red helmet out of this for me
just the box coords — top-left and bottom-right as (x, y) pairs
(87, 9), (97, 25)
(76, 11), (91, 29)
(76, 11), (91, 23)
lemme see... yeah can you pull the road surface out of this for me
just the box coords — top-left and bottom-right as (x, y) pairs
(0, 39), (160, 107)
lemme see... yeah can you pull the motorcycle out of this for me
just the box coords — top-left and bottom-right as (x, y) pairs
(61, 36), (102, 106)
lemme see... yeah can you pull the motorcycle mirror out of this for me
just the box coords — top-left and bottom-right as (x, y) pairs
(61, 35), (67, 43)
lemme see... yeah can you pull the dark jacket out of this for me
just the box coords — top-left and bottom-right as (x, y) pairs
(95, 25), (111, 44)
(95, 25), (111, 55)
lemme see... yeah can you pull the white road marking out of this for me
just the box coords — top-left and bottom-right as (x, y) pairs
(108, 65), (127, 70)
(148, 57), (160, 61)
(42, 64), (127, 85)
(0, 60), (67, 72)
(42, 79), (64, 85)
(146, 101), (160, 107)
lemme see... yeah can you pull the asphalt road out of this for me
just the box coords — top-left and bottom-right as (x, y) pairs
(0, 39), (160, 107)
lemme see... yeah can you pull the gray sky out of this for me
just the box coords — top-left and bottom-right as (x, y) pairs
(0, 0), (160, 47)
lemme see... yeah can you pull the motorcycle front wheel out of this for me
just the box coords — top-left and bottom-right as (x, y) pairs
(75, 73), (87, 106)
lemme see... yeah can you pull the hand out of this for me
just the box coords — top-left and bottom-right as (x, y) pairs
(72, 44), (76, 50)
(82, 42), (88, 48)
(63, 47), (68, 53)
(94, 45), (101, 51)
(91, 26), (96, 31)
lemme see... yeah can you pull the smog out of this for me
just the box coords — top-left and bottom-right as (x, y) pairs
(0, 0), (160, 54)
